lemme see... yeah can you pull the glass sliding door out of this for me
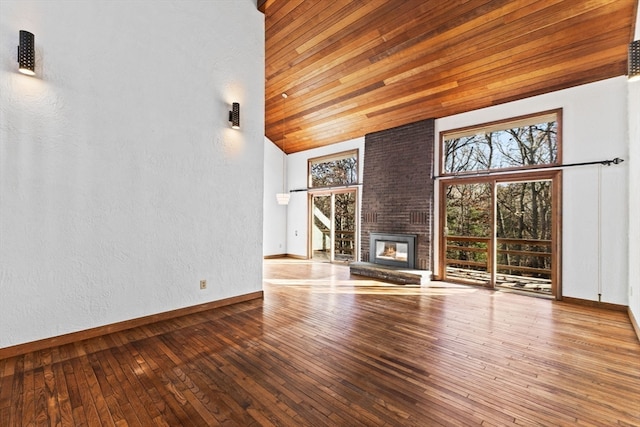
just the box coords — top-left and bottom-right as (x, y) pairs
(443, 182), (493, 285)
(495, 180), (553, 295)
(310, 190), (357, 263)
(333, 191), (356, 262)
(441, 173), (559, 297)
(311, 194), (332, 262)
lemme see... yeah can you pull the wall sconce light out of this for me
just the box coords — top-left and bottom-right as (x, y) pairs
(629, 40), (640, 82)
(17, 30), (35, 76)
(229, 102), (240, 129)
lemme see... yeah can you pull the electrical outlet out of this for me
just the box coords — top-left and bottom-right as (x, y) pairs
(200, 280), (207, 290)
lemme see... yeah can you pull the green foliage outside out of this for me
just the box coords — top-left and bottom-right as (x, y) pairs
(444, 120), (557, 279)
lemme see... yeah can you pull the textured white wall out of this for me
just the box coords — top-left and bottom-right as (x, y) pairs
(628, 9), (640, 328)
(629, 77), (640, 326)
(0, 1), (265, 348)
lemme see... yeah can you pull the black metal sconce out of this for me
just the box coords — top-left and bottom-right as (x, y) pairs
(17, 30), (35, 76)
(630, 40), (640, 82)
(229, 102), (240, 129)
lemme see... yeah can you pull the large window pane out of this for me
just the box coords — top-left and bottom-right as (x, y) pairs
(309, 150), (358, 188)
(312, 195), (332, 261)
(442, 112), (559, 174)
(334, 192), (356, 262)
(495, 180), (553, 294)
(444, 182), (492, 285)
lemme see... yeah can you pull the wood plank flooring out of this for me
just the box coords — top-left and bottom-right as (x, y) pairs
(1, 258), (639, 426)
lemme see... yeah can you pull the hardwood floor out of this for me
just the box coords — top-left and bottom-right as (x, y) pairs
(1, 259), (639, 426)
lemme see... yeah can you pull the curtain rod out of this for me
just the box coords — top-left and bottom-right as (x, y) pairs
(289, 183), (363, 193)
(432, 157), (624, 180)
(286, 157), (624, 193)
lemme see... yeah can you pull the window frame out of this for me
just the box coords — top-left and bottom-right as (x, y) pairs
(307, 149), (359, 189)
(439, 109), (562, 177)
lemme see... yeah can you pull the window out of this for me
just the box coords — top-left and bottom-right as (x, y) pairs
(308, 150), (358, 188)
(441, 110), (560, 175)
(438, 110), (562, 298)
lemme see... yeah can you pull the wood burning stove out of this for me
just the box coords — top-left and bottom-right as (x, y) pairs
(369, 233), (416, 269)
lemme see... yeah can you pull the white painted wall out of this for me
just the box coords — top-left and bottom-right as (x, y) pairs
(628, 9), (640, 328)
(629, 78), (640, 327)
(284, 78), (630, 305)
(0, 1), (265, 349)
(263, 137), (287, 256)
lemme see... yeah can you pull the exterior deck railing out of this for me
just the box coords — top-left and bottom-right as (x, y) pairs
(445, 235), (552, 278)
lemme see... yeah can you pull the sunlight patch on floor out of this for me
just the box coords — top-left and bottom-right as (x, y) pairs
(264, 279), (478, 296)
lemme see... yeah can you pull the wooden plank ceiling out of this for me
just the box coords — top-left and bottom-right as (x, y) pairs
(262, 0), (637, 154)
